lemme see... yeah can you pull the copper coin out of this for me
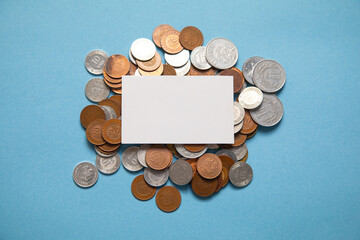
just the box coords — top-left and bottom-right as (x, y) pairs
(86, 119), (106, 145)
(112, 88), (122, 95)
(98, 98), (121, 117)
(98, 142), (120, 152)
(179, 26), (204, 50)
(95, 145), (118, 155)
(231, 132), (247, 147)
(214, 172), (224, 193)
(109, 95), (121, 106)
(80, 105), (106, 128)
(247, 126), (258, 139)
(189, 65), (216, 76)
(191, 173), (217, 197)
(183, 144), (207, 152)
(239, 151), (248, 162)
(156, 186), (181, 212)
(103, 77), (122, 89)
(218, 155), (234, 173)
(186, 158), (197, 177)
(131, 175), (157, 201)
(127, 62), (137, 75)
(103, 67), (122, 84)
(138, 64), (163, 76)
(136, 52), (161, 72)
(160, 30), (183, 54)
(152, 24), (175, 48)
(145, 145), (173, 170)
(166, 144), (182, 159)
(162, 64), (177, 75)
(197, 153), (222, 179)
(220, 68), (244, 93)
(102, 119), (121, 144)
(240, 110), (258, 134)
(221, 166), (229, 187)
(105, 54), (130, 78)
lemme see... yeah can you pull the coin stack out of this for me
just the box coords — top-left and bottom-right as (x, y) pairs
(73, 24), (286, 213)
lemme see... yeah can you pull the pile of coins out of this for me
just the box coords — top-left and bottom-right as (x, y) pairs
(73, 24), (285, 213)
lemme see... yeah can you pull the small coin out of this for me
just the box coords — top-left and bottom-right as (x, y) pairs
(169, 160), (193, 185)
(250, 93), (284, 127)
(131, 38), (156, 61)
(253, 59), (286, 93)
(122, 146), (143, 171)
(166, 144), (182, 159)
(229, 162), (253, 187)
(152, 24), (175, 48)
(205, 38), (238, 70)
(242, 56), (264, 85)
(185, 158), (197, 177)
(173, 60), (191, 76)
(85, 50), (108, 75)
(80, 105), (106, 128)
(240, 110), (258, 134)
(136, 51), (162, 72)
(145, 145), (173, 170)
(144, 167), (169, 187)
(229, 143), (248, 161)
(137, 144), (150, 167)
(131, 175), (157, 201)
(233, 101), (245, 125)
(73, 162), (98, 188)
(165, 49), (190, 67)
(175, 144), (208, 158)
(179, 26), (204, 50)
(218, 155), (235, 174)
(216, 149), (237, 162)
(162, 64), (177, 75)
(138, 64), (164, 76)
(183, 144), (207, 152)
(86, 119), (106, 145)
(95, 153), (121, 174)
(161, 30), (183, 54)
(238, 87), (263, 109)
(220, 68), (244, 93)
(191, 173), (217, 197)
(190, 46), (211, 70)
(156, 186), (181, 212)
(189, 64), (216, 75)
(197, 153), (222, 179)
(105, 54), (130, 78)
(234, 121), (243, 133)
(85, 78), (110, 102)
(102, 119), (121, 144)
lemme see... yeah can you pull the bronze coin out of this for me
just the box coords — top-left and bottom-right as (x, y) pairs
(240, 110), (258, 134)
(183, 144), (206, 152)
(86, 119), (106, 145)
(145, 145), (173, 170)
(138, 64), (163, 76)
(162, 64), (177, 75)
(80, 105), (106, 128)
(191, 173), (217, 197)
(98, 98), (121, 117)
(152, 24), (175, 48)
(247, 126), (258, 139)
(221, 166), (229, 187)
(160, 30), (183, 54)
(131, 175), (157, 201)
(105, 54), (130, 78)
(98, 142), (120, 152)
(127, 62), (137, 75)
(103, 66), (122, 84)
(179, 26), (204, 50)
(112, 88), (122, 95)
(214, 171), (224, 193)
(109, 95), (121, 106)
(219, 68), (244, 93)
(102, 119), (121, 144)
(239, 151), (248, 162)
(197, 153), (222, 179)
(166, 144), (182, 159)
(103, 77), (122, 89)
(232, 132), (247, 147)
(189, 65), (216, 76)
(218, 155), (234, 173)
(95, 145), (118, 155)
(136, 52), (161, 72)
(186, 158), (197, 177)
(156, 186), (181, 212)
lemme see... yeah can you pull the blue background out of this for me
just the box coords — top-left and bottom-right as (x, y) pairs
(0, 0), (359, 239)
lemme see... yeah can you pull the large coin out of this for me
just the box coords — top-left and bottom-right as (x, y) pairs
(242, 56), (264, 85)
(253, 59), (286, 93)
(190, 46), (211, 70)
(205, 38), (238, 70)
(250, 93), (283, 127)
(95, 153), (121, 174)
(175, 144), (208, 158)
(144, 168), (169, 187)
(73, 162), (98, 188)
(238, 87), (263, 109)
(169, 160), (193, 185)
(122, 146), (143, 171)
(85, 50), (108, 75)
(229, 162), (253, 187)
(85, 78), (110, 102)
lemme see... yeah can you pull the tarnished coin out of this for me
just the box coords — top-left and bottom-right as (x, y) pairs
(175, 144), (208, 158)
(218, 155), (235, 174)
(242, 56), (264, 85)
(85, 78), (110, 102)
(253, 59), (286, 93)
(137, 144), (151, 167)
(144, 167), (169, 187)
(152, 24), (175, 48)
(105, 54), (130, 78)
(191, 173), (217, 197)
(233, 101), (245, 125)
(229, 143), (247, 161)
(136, 51), (162, 72)
(122, 146), (143, 171)
(238, 87), (263, 109)
(164, 49), (189, 67)
(80, 105), (106, 128)
(240, 110), (258, 134)
(85, 50), (108, 75)
(73, 162), (98, 188)
(173, 60), (191, 76)
(190, 46), (211, 70)
(131, 175), (157, 201)
(156, 186), (181, 212)
(220, 68), (244, 93)
(162, 64), (177, 75)
(131, 38), (156, 61)
(161, 30), (183, 54)
(216, 149), (237, 162)
(229, 162), (253, 187)
(179, 26), (204, 50)
(86, 119), (106, 145)
(205, 38), (238, 70)
(169, 160), (193, 185)
(102, 119), (121, 144)
(197, 153), (222, 179)
(95, 153), (121, 174)
(234, 121), (243, 133)
(145, 145), (173, 170)
(250, 93), (284, 127)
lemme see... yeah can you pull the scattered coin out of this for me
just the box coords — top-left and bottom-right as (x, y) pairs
(238, 87), (263, 109)
(250, 93), (284, 127)
(95, 153), (121, 174)
(173, 60), (191, 76)
(164, 49), (189, 67)
(234, 121), (243, 133)
(197, 153), (222, 179)
(232, 132), (247, 147)
(246, 126), (258, 139)
(105, 54), (130, 78)
(205, 38), (238, 70)
(102, 119), (121, 144)
(144, 167), (169, 187)
(186, 158), (197, 177)
(240, 110), (258, 134)
(229, 162), (253, 187)
(216, 149), (237, 162)
(136, 51), (162, 72)
(86, 119), (106, 145)
(85, 78), (110, 102)
(80, 105), (106, 128)
(73, 162), (98, 188)
(183, 144), (207, 152)
(152, 24), (175, 48)
(253, 59), (286, 93)
(138, 63), (164, 76)
(85, 50), (108, 75)
(218, 155), (235, 174)
(128, 49), (137, 65)
(162, 64), (177, 75)
(175, 144), (207, 158)
(233, 101), (245, 125)
(98, 99), (121, 117)
(161, 30), (183, 54)
(137, 144), (151, 167)
(131, 174), (157, 201)
(169, 160), (193, 185)
(229, 143), (247, 161)
(156, 186), (181, 212)
(190, 46), (211, 70)
(242, 56), (264, 85)
(179, 26), (204, 50)
(191, 173), (218, 197)
(220, 68), (244, 93)
(122, 146), (143, 171)
(239, 151), (248, 162)
(131, 38), (156, 61)
(145, 145), (173, 170)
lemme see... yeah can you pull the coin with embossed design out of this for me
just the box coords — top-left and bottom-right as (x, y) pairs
(122, 146), (143, 171)
(190, 46), (211, 70)
(191, 173), (217, 197)
(73, 162), (98, 188)
(169, 160), (193, 185)
(253, 59), (286, 93)
(131, 175), (157, 201)
(229, 162), (253, 187)
(205, 38), (238, 70)
(85, 50), (108, 75)
(144, 167), (169, 187)
(250, 93), (283, 127)
(85, 78), (110, 102)
(156, 186), (181, 212)
(95, 153), (121, 174)
(242, 56), (264, 85)
(197, 153), (222, 179)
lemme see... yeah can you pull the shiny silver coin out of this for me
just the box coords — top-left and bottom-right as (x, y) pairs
(122, 146), (143, 171)
(99, 105), (117, 120)
(242, 56), (264, 85)
(174, 60), (191, 76)
(95, 153), (121, 174)
(169, 160), (193, 185)
(85, 78), (110, 102)
(190, 46), (211, 70)
(134, 68), (141, 76)
(229, 162), (253, 187)
(73, 162), (98, 188)
(233, 101), (245, 124)
(137, 144), (150, 167)
(208, 144), (220, 150)
(215, 149), (237, 162)
(85, 49), (108, 75)
(175, 144), (208, 158)
(229, 143), (247, 161)
(94, 146), (117, 158)
(253, 59), (286, 93)
(205, 38), (238, 70)
(238, 87), (263, 109)
(250, 93), (283, 127)
(130, 38), (156, 61)
(165, 49), (189, 67)
(234, 121), (243, 134)
(144, 168), (169, 187)
(128, 49), (137, 65)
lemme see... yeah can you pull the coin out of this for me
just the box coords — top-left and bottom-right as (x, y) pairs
(73, 162), (98, 188)
(197, 153), (222, 179)
(156, 186), (181, 212)
(128, 49), (137, 65)
(98, 142), (120, 152)
(102, 119), (121, 144)
(219, 68), (244, 93)
(137, 144), (151, 167)
(173, 60), (191, 76)
(103, 68), (122, 84)
(161, 30), (183, 54)
(191, 173), (217, 197)
(239, 151), (248, 162)
(205, 38), (238, 70)
(95, 153), (121, 174)
(221, 167), (229, 187)
(229, 143), (247, 161)
(185, 158), (197, 177)
(80, 105), (106, 128)
(99, 105), (117, 121)
(214, 171), (224, 192)
(234, 121), (243, 133)
(183, 144), (207, 152)
(128, 62), (137, 75)
(175, 144), (208, 158)
(216, 149), (237, 162)
(98, 98), (121, 117)
(162, 64), (177, 75)
(122, 146), (143, 171)
(240, 110), (258, 134)
(169, 160), (193, 185)
(144, 167), (169, 187)
(112, 88), (122, 95)
(189, 65), (216, 75)
(246, 126), (258, 139)
(86, 119), (106, 145)
(85, 50), (108, 75)
(229, 162), (253, 187)
(190, 46), (211, 70)
(131, 175), (157, 201)
(253, 59), (286, 93)
(138, 63), (164, 76)
(218, 155), (235, 174)
(94, 146), (117, 158)
(109, 95), (121, 105)
(164, 49), (189, 67)
(232, 132), (247, 147)
(233, 101), (245, 125)
(136, 51), (162, 72)
(250, 93), (283, 127)
(152, 24), (175, 48)
(85, 78), (110, 102)
(130, 38), (156, 61)
(242, 56), (264, 85)
(105, 54), (130, 78)
(166, 144), (182, 159)
(238, 87), (263, 109)
(145, 145), (173, 170)
(207, 144), (219, 149)
(179, 26), (204, 50)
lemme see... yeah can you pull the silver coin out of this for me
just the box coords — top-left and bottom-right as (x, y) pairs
(238, 87), (263, 109)
(229, 143), (247, 161)
(208, 144), (220, 150)
(229, 162), (253, 187)
(130, 38), (156, 61)
(250, 93), (283, 127)
(215, 149), (237, 162)
(233, 101), (245, 124)
(165, 49), (189, 67)
(85, 78), (110, 102)
(144, 168), (169, 187)
(94, 146), (117, 158)
(122, 146), (143, 171)
(175, 144), (208, 158)
(95, 153), (121, 174)
(205, 38), (238, 70)
(134, 68), (141, 76)
(174, 60), (191, 76)
(99, 105), (117, 120)
(137, 144), (150, 167)
(190, 46), (211, 70)
(129, 49), (137, 65)
(85, 50), (108, 75)
(234, 121), (243, 133)
(169, 160), (193, 185)
(242, 56), (264, 85)
(253, 59), (286, 93)
(73, 162), (98, 188)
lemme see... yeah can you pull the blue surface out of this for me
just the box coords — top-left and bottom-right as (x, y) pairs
(0, 0), (360, 239)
